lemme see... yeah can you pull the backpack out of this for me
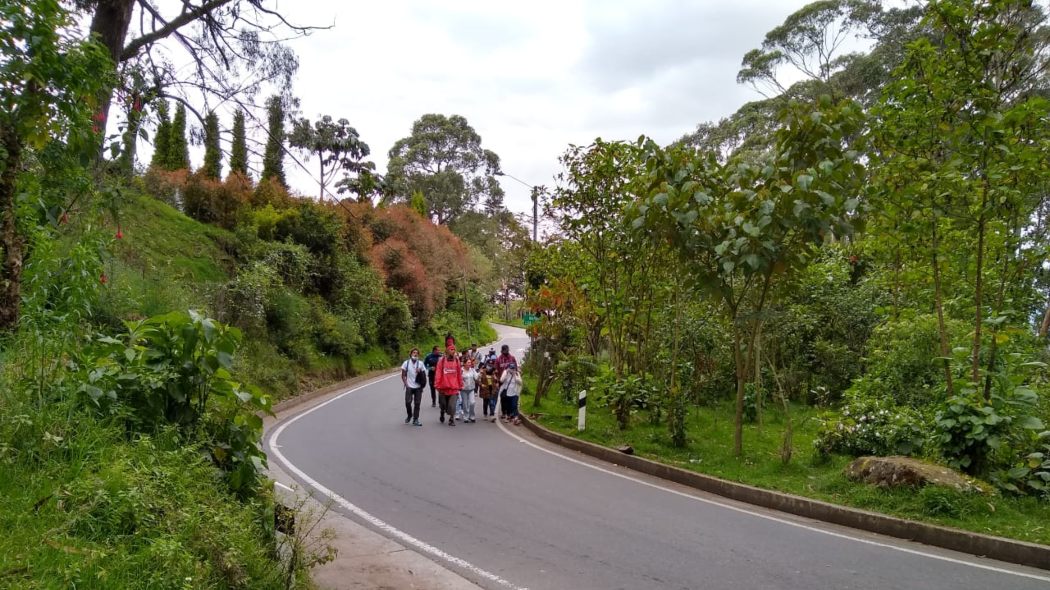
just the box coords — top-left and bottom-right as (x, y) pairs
(413, 360), (427, 387)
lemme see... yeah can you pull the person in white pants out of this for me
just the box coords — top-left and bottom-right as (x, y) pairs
(460, 358), (480, 423)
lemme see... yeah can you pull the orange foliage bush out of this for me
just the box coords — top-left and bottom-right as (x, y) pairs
(182, 171), (251, 229)
(363, 204), (471, 323)
(142, 168), (189, 208)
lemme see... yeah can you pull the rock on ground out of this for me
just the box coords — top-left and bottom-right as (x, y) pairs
(844, 456), (992, 494)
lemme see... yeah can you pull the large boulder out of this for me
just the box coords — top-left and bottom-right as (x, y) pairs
(844, 456), (992, 494)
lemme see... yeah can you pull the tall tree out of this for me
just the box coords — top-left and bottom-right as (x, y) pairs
(167, 103), (190, 170)
(636, 98), (867, 455)
(150, 100), (171, 169)
(288, 115), (372, 201)
(386, 114), (504, 225)
(79, 0), (312, 158)
(202, 110), (222, 179)
(261, 95), (286, 187)
(229, 109), (248, 176)
(870, 0), (1050, 397)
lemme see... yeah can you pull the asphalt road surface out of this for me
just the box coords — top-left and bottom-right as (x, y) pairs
(267, 325), (1050, 590)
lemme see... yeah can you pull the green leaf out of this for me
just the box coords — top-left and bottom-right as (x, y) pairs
(797, 174), (813, 190)
(1018, 416), (1044, 430)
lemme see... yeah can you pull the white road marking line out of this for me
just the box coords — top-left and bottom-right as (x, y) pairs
(274, 481), (295, 492)
(268, 372), (530, 590)
(496, 419), (1050, 583)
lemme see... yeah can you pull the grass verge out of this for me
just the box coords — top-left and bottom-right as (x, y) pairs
(521, 381), (1050, 547)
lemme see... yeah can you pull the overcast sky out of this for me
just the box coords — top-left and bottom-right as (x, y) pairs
(257, 1), (812, 215)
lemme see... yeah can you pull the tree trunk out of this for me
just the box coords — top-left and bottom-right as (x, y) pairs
(931, 213), (954, 397)
(1040, 300), (1050, 339)
(733, 323), (745, 457)
(89, 0), (136, 154)
(0, 124), (25, 331)
(972, 211), (987, 385)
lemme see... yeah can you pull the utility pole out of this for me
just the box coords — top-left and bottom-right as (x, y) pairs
(530, 186), (540, 242)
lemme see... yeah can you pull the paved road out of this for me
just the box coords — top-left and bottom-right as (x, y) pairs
(267, 325), (1050, 590)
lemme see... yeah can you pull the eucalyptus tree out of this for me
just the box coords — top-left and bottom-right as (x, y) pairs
(386, 114), (504, 225)
(77, 0), (313, 157)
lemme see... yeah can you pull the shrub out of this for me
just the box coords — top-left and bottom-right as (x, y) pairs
(814, 396), (926, 458)
(935, 385), (1044, 477)
(142, 167), (188, 207)
(74, 311), (272, 497)
(217, 259), (280, 333)
(182, 171), (250, 229)
(857, 314), (969, 407)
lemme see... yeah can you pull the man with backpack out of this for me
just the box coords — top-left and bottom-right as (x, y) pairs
(401, 348), (426, 427)
(423, 345), (442, 408)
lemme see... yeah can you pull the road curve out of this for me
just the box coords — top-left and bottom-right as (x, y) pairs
(267, 325), (1050, 590)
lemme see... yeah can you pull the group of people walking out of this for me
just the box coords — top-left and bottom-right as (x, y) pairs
(401, 337), (523, 428)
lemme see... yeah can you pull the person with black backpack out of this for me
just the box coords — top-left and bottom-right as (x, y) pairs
(401, 348), (427, 427)
(423, 345), (442, 407)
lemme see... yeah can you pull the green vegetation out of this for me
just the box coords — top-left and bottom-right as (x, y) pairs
(522, 0), (1050, 546)
(522, 389), (1050, 546)
(0, 3), (517, 586)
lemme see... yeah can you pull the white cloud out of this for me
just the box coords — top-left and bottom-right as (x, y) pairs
(156, 0), (814, 214)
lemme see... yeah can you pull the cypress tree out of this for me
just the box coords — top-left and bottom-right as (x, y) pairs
(167, 103), (190, 170)
(202, 110), (222, 179)
(261, 96), (286, 186)
(150, 100), (171, 169)
(229, 109), (248, 176)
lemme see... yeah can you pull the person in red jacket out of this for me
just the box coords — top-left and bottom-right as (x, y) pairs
(434, 344), (464, 426)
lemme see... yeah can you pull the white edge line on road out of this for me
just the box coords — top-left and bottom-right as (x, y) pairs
(495, 419), (1050, 583)
(268, 372), (530, 590)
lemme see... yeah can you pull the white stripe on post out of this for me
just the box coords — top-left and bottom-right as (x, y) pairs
(578, 389), (587, 431)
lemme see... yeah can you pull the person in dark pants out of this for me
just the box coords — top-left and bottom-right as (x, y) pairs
(401, 348), (426, 426)
(423, 345), (442, 408)
(434, 344), (464, 426)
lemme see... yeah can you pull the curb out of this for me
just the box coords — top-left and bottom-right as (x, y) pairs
(518, 414), (1050, 571)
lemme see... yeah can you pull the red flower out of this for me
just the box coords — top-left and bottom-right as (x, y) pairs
(115, 228), (123, 239)
(91, 125), (100, 134)
(59, 212), (68, 225)
(92, 111), (106, 123)
(132, 98), (142, 112)
(99, 273), (108, 285)
(848, 255), (859, 265)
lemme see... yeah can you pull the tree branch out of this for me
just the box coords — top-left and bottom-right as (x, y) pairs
(121, 0), (234, 61)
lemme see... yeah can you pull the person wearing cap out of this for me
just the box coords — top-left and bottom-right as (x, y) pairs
(499, 362), (523, 425)
(434, 343), (464, 426)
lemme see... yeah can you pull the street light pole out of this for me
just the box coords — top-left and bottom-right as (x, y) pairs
(496, 171), (540, 242)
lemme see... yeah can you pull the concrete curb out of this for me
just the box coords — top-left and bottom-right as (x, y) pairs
(518, 414), (1050, 571)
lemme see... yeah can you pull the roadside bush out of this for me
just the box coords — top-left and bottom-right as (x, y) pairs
(936, 385), (1044, 478)
(74, 311), (272, 497)
(814, 395), (926, 458)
